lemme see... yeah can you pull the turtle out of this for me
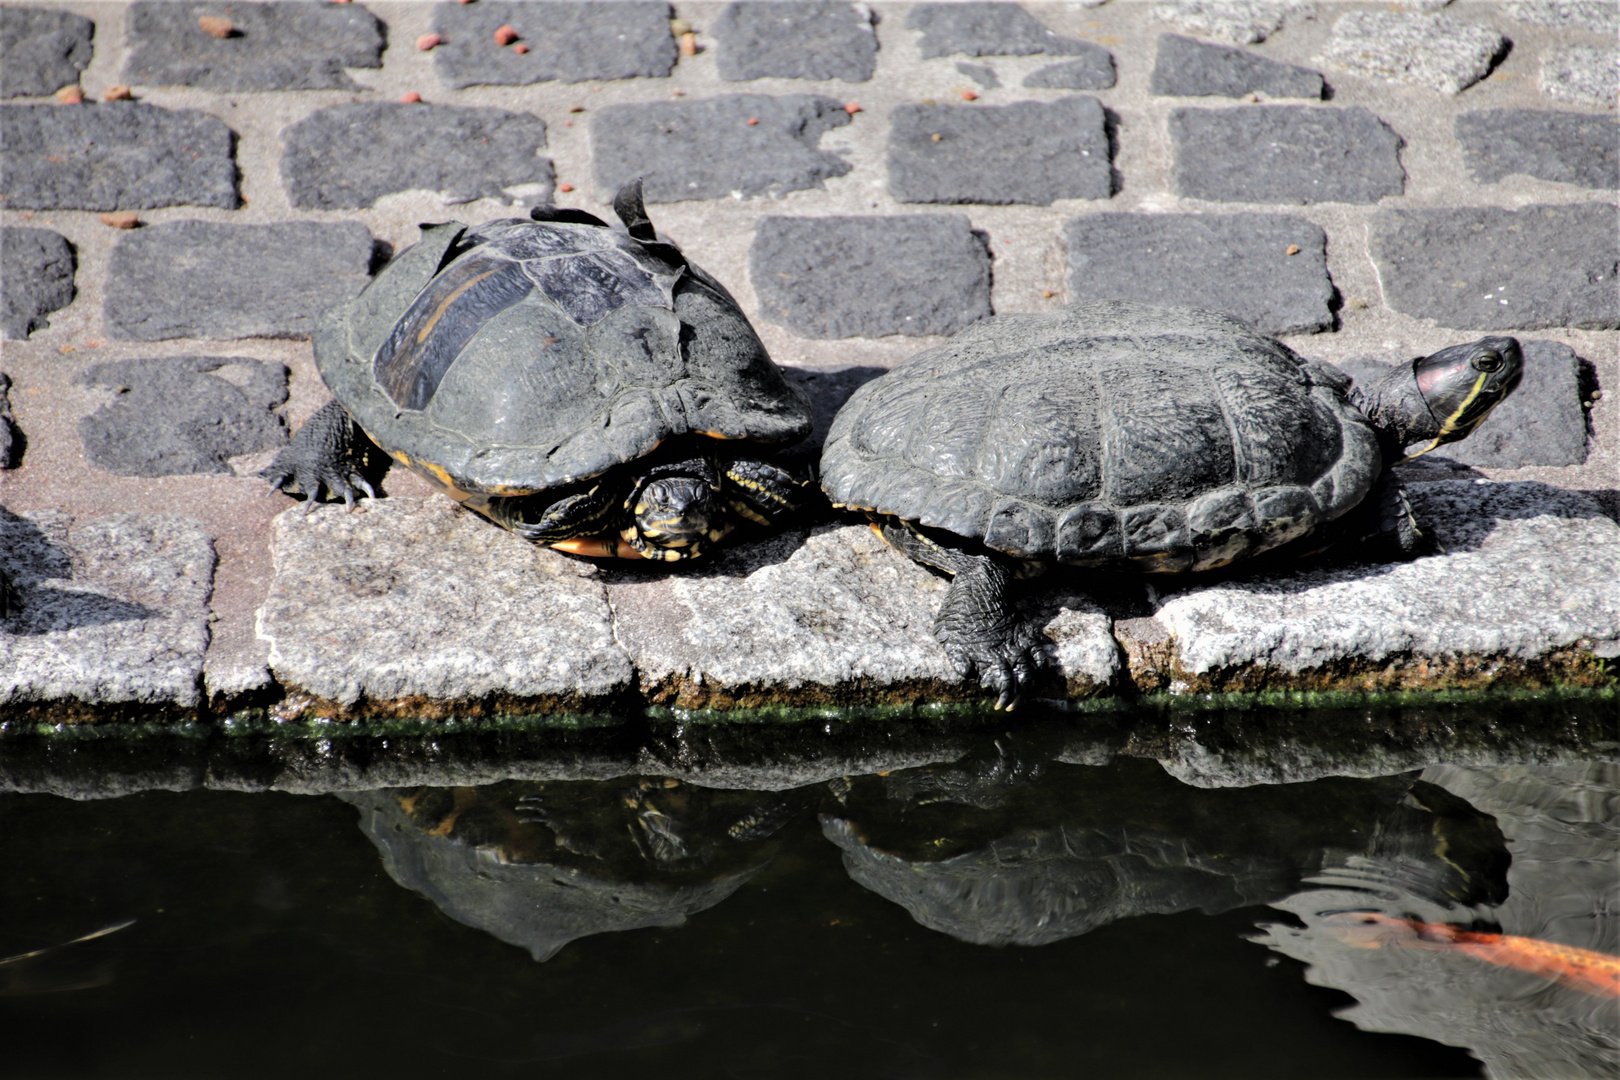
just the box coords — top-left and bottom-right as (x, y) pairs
(263, 181), (814, 561)
(819, 300), (1524, 707)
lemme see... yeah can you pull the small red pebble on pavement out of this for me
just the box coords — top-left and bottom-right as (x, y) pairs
(746, 116), (759, 125)
(416, 33), (442, 51)
(844, 102), (861, 114)
(960, 89), (978, 101)
(198, 14), (234, 38)
(102, 84), (133, 101)
(54, 85), (84, 104)
(513, 42), (530, 54)
(99, 212), (139, 229)
(494, 24), (519, 45)
(558, 183), (574, 193)
(400, 91), (422, 103)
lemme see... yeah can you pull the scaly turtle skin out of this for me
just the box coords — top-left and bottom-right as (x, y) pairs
(820, 301), (1523, 707)
(265, 181), (813, 561)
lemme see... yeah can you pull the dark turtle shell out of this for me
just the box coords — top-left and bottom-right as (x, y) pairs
(314, 215), (812, 497)
(821, 301), (1382, 572)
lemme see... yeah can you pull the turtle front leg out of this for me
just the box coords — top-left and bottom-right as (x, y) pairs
(485, 483), (620, 544)
(1348, 475), (1437, 561)
(881, 521), (1051, 710)
(720, 458), (813, 526)
(261, 401), (377, 512)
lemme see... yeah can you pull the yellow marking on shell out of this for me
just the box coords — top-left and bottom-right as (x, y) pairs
(485, 483), (539, 497)
(1402, 371), (1491, 463)
(390, 450), (413, 467)
(416, 267), (502, 345)
(696, 429), (740, 439)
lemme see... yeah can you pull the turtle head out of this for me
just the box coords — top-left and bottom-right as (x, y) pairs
(622, 473), (728, 561)
(1355, 337), (1523, 462)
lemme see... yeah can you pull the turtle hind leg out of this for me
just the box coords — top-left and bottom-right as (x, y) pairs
(882, 521), (1053, 711)
(261, 401), (378, 512)
(721, 458), (815, 527)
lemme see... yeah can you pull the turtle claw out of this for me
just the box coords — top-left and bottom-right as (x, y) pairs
(261, 401), (378, 513)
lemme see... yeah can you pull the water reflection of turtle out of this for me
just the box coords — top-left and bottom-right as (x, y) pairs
(820, 301), (1523, 705)
(343, 778), (797, 961)
(823, 750), (1509, 947)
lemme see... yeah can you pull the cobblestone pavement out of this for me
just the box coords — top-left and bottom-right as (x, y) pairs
(0, 0), (1615, 720)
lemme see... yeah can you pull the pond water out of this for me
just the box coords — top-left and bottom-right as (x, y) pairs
(1, 699), (1614, 1079)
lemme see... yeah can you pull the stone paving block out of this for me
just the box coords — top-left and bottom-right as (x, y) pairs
(1369, 203), (1619, 331)
(0, 226), (74, 339)
(1331, 340), (1588, 469)
(956, 61), (1000, 89)
(257, 497), (632, 713)
(432, 0), (676, 88)
(1150, 33), (1324, 99)
(0, 102), (238, 211)
(889, 96), (1111, 205)
(124, 1), (382, 91)
(1065, 212), (1332, 335)
(1506, 1), (1620, 33)
(0, 373), (19, 470)
(77, 357), (289, 478)
(1457, 109), (1617, 190)
(1023, 52), (1116, 91)
(1, 6), (93, 98)
(608, 524), (1117, 709)
(104, 221), (375, 341)
(1541, 46), (1619, 108)
(0, 509), (215, 714)
(1170, 105), (1404, 205)
(591, 94), (851, 202)
(907, 2), (1093, 59)
(714, 2), (877, 83)
(750, 214), (992, 339)
(1319, 10), (1505, 95)
(1151, 1), (1308, 45)
(281, 102), (551, 211)
(1145, 482), (1620, 692)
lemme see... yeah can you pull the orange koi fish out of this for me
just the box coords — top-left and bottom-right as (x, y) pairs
(1326, 912), (1620, 999)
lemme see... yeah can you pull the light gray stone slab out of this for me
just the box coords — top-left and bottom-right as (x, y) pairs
(1150, 1), (1310, 45)
(1319, 10), (1505, 95)
(431, 0), (676, 88)
(281, 102), (551, 210)
(1150, 33), (1325, 98)
(714, 1), (877, 83)
(1506, 1), (1620, 33)
(750, 213), (992, 338)
(907, 3), (1094, 58)
(0, 509), (215, 713)
(608, 524), (1118, 709)
(0, 226), (74, 339)
(1065, 212), (1332, 335)
(103, 220), (375, 341)
(1368, 203), (1619, 331)
(1149, 481), (1620, 690)
(0, 102), (239, 211)
(590, 94), (851, 202)
(1456, 109), (1618, 190)
(124, 0), (383, 91)
(257, 497), (632, 712)
(1, 6), (93, 98)
(1540, 45), (1618, 108)
(1170, 105), (1404, 205)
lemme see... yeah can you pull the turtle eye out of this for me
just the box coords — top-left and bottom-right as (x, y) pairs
(1473, 351), (1503, 372)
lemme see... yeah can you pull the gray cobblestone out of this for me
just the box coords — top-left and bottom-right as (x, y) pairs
(1170, 105), (1404, 205)
(889, 96), (1111, 205)
(751, 214), (991, 339)
(1320, 10), (1506, 95)
(1151, 1), (1308, 45)
(1540, 46), (1619, 107)
(1150, 33), (1324, 99)
(1457, 109), (1617, 190)
(104, 221), (375, 341)
(591, 94), (851, 202)
(432, 1), (675, 89)
(1066, 212), (1332, 335)
(77, 357), (288, 477)
(956, 61), (1000, 89)
(1, 6), (93, 98)
(1506, 1), (1620, 33)
(0, 226), (74, 339)
(1023, 51), (1116, 91)
(0, 102), (238, 211)
(714, 2), (877, 83)
(124, 0), (382, 92)
(907, 2), (1093, 58)
(281, 102), (551, 211)
(1369, 203), (1619, 331)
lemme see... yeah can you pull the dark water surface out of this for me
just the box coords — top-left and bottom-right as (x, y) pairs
(1, 700), (1615, 1079)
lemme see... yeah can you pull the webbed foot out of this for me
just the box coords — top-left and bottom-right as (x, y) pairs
(261, 401), (377, 512)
